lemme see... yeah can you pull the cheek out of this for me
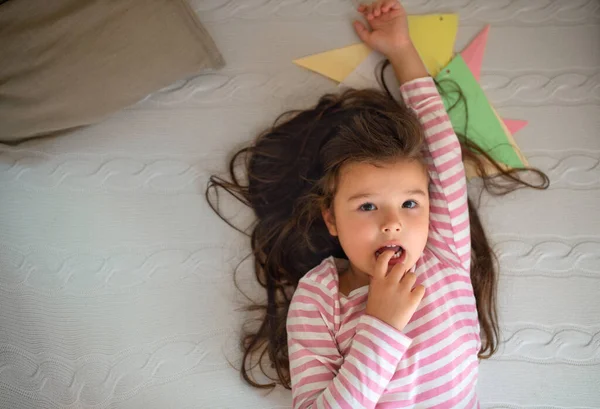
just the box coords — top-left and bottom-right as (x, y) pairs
(336, 213), (376, 249)
(418, 210), (430, 241)
(409, 209), (430, 242)
(338, 214), (370, 238)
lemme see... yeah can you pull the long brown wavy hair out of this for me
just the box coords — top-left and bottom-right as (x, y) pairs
(206, 59), (549, 390)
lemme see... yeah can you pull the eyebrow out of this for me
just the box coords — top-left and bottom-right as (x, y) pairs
(347, 189), (427, 201)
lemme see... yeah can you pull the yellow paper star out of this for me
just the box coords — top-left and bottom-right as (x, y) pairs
(293, 14), (458, 81)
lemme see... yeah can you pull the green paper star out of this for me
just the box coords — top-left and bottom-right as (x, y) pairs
(435, 55), (524, 169)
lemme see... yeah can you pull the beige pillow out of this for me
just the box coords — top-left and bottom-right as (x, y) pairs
(0, 0), (224, 143)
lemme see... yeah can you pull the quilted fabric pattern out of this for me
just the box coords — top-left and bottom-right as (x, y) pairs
(0, 1), (598, 407)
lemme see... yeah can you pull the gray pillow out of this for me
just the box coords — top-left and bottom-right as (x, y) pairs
(0, 0), (224, 143)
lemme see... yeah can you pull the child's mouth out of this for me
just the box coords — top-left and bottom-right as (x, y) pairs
(375, 245), (404, 259)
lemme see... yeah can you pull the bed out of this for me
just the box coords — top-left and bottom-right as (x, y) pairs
(0, 0), (599, 407)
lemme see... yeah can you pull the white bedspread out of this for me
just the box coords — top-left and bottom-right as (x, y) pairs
(1, 1), (599, 407)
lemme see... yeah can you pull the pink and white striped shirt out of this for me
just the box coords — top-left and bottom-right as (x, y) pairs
(286, 77), (481, 408)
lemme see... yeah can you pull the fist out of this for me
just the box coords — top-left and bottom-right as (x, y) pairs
(354, 0), (412, 58)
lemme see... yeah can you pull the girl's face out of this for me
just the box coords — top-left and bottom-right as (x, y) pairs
(322, 159), (430, 278)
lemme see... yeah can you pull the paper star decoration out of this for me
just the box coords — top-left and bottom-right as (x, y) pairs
(293, 14), (459, 80)
(292, 19), (529, 179)
(435, 25), (529, 178)
(463, 25), (528, 155)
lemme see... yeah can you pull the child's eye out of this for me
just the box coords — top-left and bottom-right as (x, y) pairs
(359, 202), (376, 211)
(403, 200), (418, 209)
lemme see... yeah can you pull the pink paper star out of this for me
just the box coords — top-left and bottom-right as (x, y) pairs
(460, 24), (528, 136)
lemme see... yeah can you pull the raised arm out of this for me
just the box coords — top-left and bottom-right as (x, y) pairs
(354, 0), (471, 270)
(287, 280), (412, 409)
(379, 32), (470, 270)
(399, 75), (471, 270)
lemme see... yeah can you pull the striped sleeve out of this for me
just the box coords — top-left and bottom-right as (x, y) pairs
(287, 280), (412, 409)
(399, 77), (471, 271)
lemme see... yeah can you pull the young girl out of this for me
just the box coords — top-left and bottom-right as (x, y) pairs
(207, 0), (548, 407)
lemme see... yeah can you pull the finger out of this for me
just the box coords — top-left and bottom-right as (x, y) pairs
(386, 262), (407, 282)
(353, 20), (372, 44)
(357, 3), (370, 13)
(411, 284), (426, 302)
(382, 0), (396, 11)
(374, 2), (382, 16)
(372, 249), (396, 280)
(365, 3), (374, 19)
(400, 272), (418, 289)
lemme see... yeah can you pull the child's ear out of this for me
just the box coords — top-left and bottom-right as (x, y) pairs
(321, 206), (338, 236)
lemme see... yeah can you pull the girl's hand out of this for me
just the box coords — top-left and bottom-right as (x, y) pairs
(364, 249), (426, 332)
(353, 0), (412, 58)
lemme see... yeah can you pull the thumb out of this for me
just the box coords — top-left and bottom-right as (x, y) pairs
(353, 20), (372, 46)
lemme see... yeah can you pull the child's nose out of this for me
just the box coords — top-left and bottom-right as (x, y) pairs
(381, 213), (402, 232)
